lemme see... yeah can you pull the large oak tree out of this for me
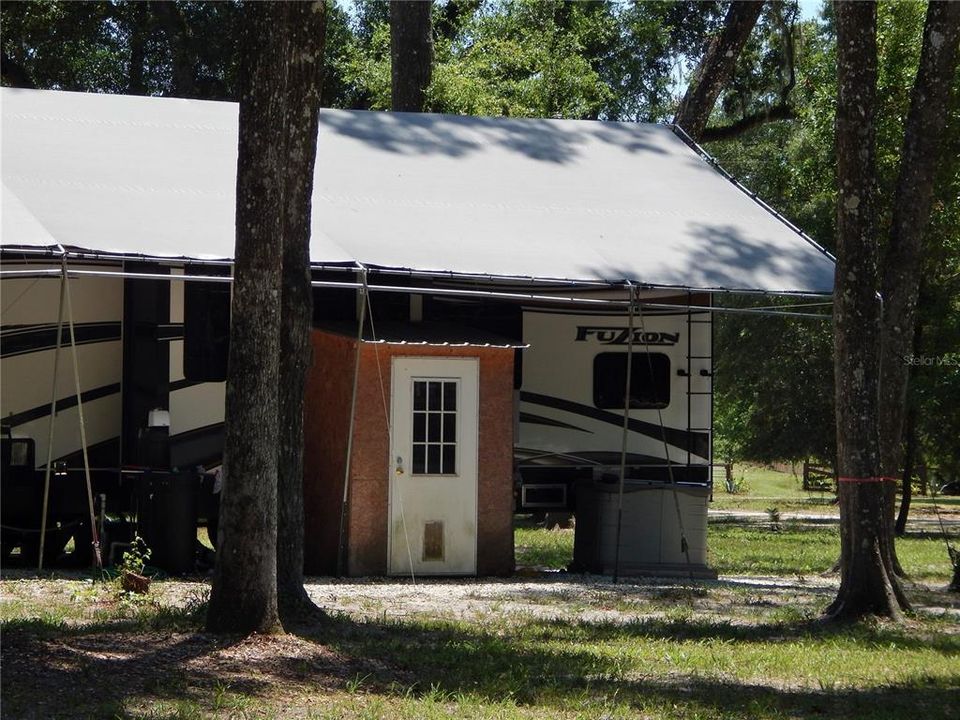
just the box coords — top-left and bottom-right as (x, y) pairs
(828, 0), (904, 621)
(390, 0), (433, 112)
(876, 0), (960, 576)
(828, 0), (960, 620)
(207, 0), (327, 634)
(277, 1), (328, 623)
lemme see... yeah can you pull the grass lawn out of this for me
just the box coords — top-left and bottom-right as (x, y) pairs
(708, 464), (960, 516)
(2, 568), (959, 720)
(517, 524), (955, 585)
(5, 518), (957, 719)
(4, 469), (958, 720)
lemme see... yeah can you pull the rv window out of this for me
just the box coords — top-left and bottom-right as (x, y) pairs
(183, 266), (230, 382)
(593, 353), (670, 409)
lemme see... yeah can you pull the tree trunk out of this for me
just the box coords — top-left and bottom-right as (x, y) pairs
(877, 0), (960, 577)
(390, 0), (434, 112)
(206, 2), (288, 636)
(151, 0), (197, 97)
(276, 0), (327, 624)
(826, 0), (906, 622)
(673, 1), (764, 141)
(126, 3), (149, 95)
(895, 408), (917, 537)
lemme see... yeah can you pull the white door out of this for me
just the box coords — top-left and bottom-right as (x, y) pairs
(389, 357), (479, 575)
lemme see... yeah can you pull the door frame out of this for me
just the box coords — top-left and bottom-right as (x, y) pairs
(387, 355), (480, 575)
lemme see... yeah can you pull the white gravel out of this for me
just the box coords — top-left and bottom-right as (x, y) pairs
(302, 573), (841, 624)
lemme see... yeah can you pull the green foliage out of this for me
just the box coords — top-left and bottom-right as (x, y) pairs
(430, 1), (613, 118)
(709, 2), (960, 469)
(726, 473), (750, 495)
(338, 0), (730, 120)
(118, 534), (151, 577)
(1, 1), (128, 92)
(713, 302), (835, 464)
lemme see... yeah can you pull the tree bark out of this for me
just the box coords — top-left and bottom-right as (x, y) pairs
(126, 3), (149, 95)
(276, 0), (327, 624)
(826, 0), (906, 622)
(151, 0), (197, 97)
(894, 407), (917, 536)
(877, 0), (960, 575)
(206, 2), (288, 636)
(390, 0), (434, 112)
(673, 1), (764, 141)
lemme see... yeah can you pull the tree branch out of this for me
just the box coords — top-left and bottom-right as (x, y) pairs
(700, 101), (796, 141)
(674, 1), (765, 141)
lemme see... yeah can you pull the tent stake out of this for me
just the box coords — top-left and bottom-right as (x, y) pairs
(336, 267), (368, 577)
(38, 261), (67, 571)
(612, 284), (636, 584)
(63, 260), (102, 568)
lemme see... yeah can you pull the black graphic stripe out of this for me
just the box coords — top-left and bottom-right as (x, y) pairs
(1, 322), (121, 358)
(519, 412), (592, 433)
(170, 422), (225, 468)
(3, 383), (122, 428)
(169, 378), (205, 393)
(520, 391), (709, 458)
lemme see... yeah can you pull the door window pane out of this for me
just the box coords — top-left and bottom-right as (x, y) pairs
(442, 413), (456, 443)
(428, 444), (441, 474)
(411, 379), (459, 476)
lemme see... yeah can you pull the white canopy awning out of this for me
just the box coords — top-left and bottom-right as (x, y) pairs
(1, 88), (834, 294)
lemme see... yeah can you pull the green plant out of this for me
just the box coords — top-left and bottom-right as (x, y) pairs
(116, 535), (152, 600)
(766, 506), (782, 532)
(119, 534), (151, 576)
(728, 474), (750, 495)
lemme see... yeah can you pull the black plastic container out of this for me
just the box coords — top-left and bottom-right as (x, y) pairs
(137, 471), (198, 575)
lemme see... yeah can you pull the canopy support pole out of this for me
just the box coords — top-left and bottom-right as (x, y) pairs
(37, 261), (67, 571)
(336, 266), (368, 578)
(63, 257), (102, 568)
(637, 300), (693, 578)
(612, 284), (636, 584)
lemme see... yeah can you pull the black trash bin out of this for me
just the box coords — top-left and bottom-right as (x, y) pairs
(137, 471), (198, 575)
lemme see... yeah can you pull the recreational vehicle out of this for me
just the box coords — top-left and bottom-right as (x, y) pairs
(1, 88), (835, 577)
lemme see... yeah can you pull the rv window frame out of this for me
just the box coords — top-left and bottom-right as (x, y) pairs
(593, 352), (670, 410)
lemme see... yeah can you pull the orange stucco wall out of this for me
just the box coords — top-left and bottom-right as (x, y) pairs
(303, 329), (516, 576)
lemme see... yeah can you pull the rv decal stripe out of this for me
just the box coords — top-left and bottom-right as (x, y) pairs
(519, 391), (709, 458)
(170, 422), (225, 469)
(2, 383), (122, 428)
(518, 412), (592, 433)
(0, 322), (121, 358)
(169, 378), (205, 393)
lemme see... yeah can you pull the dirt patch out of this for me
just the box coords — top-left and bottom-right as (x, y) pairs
(0, 626), (382, 718)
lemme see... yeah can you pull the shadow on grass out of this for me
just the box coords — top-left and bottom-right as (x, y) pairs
(3, 602), (959, 720)
(303, 613), (960, 719)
